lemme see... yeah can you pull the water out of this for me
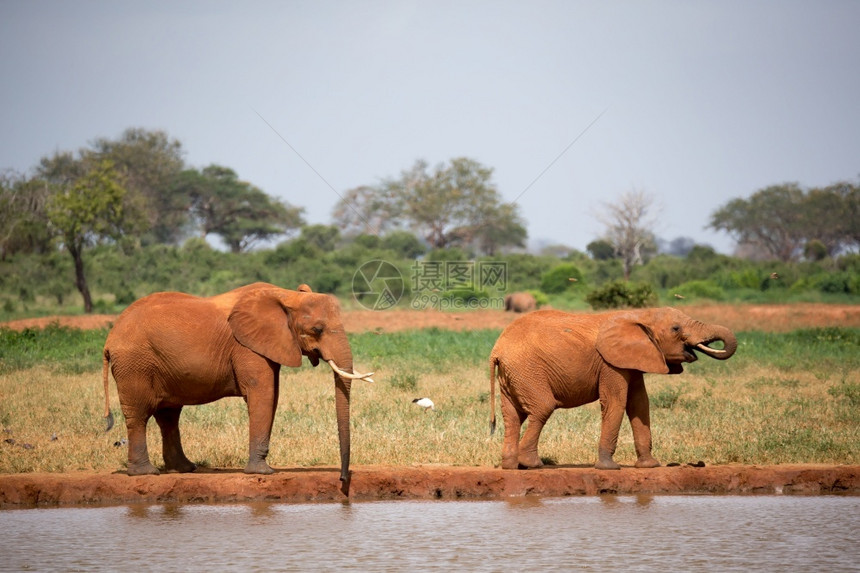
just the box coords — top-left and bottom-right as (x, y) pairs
(2, 495), (858, 572)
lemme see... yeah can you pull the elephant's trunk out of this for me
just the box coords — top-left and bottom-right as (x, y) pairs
(334, 372), (351, 483)
(694, 324), (737, 360)
(326, 345), (355, 485)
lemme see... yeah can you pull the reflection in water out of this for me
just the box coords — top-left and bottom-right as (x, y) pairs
(2, 496), (858, 572)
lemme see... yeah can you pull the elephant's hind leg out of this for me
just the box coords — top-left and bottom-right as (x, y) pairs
(155, 407), (197, 473)
(517, 404), (554, 469)
(499, 392), (526, 470)
(124, 412), (160, 476)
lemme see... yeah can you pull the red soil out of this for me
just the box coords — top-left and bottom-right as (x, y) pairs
(4, 302), (860, 333)
(2, 464), (857, 507)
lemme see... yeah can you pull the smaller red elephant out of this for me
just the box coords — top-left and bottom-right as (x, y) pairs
(489, 307), (737, 470)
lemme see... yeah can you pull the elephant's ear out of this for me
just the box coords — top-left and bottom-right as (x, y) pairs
(228, 288), (303, 367)
(596, 314), (669, 374)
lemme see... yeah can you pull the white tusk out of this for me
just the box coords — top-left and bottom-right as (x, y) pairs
(696, 343), (726, 354)
(328, 360), (375, 381)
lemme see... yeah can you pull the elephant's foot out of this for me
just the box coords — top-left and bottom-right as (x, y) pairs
(165, 459), (198, 473)
(634, 456), (660, 469)
(517, 452), (544, 469)
(127, 461), (160, 476)
(595, 447), (621, 470)
(244, 460), (275, 475)
(501, 456), (519, 470)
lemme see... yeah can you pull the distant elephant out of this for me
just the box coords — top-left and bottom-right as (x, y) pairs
(488, 307), (737, 470)
(102, 282), (373, 479)
(504, 292), (537, 313)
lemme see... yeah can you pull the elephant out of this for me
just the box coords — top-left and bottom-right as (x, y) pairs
(488, 307), (737, 470)
(102, 282), (373, 480)
(504, 292), (537, 313)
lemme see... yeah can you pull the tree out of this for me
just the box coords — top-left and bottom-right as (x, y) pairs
(802, 182), (860, 256)
(180, 165), (305, 252)
(46, 160), (146, 312)
(91, 128), (187, 244)
(709, 183), (805, 261)
(586, 239), (616, 261)
(331, 184), (404, 236)
(597, 189), (659, 280)
(0, 171), (53, 259)
(333, 158), (526, 254)
(708, 182), (860, 261)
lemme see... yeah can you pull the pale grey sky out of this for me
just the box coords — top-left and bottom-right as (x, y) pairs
(2, 1), (858, 253)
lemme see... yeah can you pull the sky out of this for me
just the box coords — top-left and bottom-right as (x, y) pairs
(2, 1), (858, 254)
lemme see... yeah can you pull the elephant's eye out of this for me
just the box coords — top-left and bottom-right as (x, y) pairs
(672, 325), (682, 333)
(311, 326), (323, 336)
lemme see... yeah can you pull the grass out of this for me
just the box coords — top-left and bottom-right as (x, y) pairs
(0, 326), (858, 473)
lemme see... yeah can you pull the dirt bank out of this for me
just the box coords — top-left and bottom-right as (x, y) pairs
(1, 464), (857, 507)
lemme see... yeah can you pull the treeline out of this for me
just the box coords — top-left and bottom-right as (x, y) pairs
(2, 227), (858, 318)
(1, 126), (858, 316)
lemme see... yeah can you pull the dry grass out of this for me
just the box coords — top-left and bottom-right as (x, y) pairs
(1, 356), (857, 473)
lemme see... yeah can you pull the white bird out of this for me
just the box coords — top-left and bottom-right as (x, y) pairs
(412, 397), (435, 412)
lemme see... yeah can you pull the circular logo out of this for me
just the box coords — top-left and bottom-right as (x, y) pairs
(352, 260), (404, 310)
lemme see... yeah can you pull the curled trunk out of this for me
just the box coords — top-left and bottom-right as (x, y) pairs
(695, 324), (738, 360)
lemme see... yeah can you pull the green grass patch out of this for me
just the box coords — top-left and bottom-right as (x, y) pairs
(0, 325), (110, 375)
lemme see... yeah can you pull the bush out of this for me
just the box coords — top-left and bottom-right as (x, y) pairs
(586, 280), (658, 310)
(540, 263), (583, 294)
(812, 272), (858, 294)
(528, 289), (549, 308)
(673, 280), (726, 301)
(488, 253), (555, 292)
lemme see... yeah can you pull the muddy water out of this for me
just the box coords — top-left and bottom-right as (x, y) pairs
(3, 495), (858, 571)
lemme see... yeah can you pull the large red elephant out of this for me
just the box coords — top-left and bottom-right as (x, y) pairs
(102, 282), (372, 480)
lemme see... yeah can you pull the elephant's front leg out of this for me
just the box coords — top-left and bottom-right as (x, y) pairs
(595, 371), (629, 470)
(154, 406), (197, 473)
(626, 374), (660, 468)
(243, 371), (280, 475)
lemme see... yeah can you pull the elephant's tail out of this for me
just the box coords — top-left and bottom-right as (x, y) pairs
(102, 348), (114, 432)
(489, 355), (498, 435)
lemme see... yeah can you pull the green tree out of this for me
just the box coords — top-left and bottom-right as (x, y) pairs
(181, 165), (305, 252)
(90, 128), (187, 244)
(709, 183), (807, 261)
(586, 239), (616, 261)
(47, 160), (146, 312)
(380, 230), (426, 259)
(299, 224), (340, 252)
